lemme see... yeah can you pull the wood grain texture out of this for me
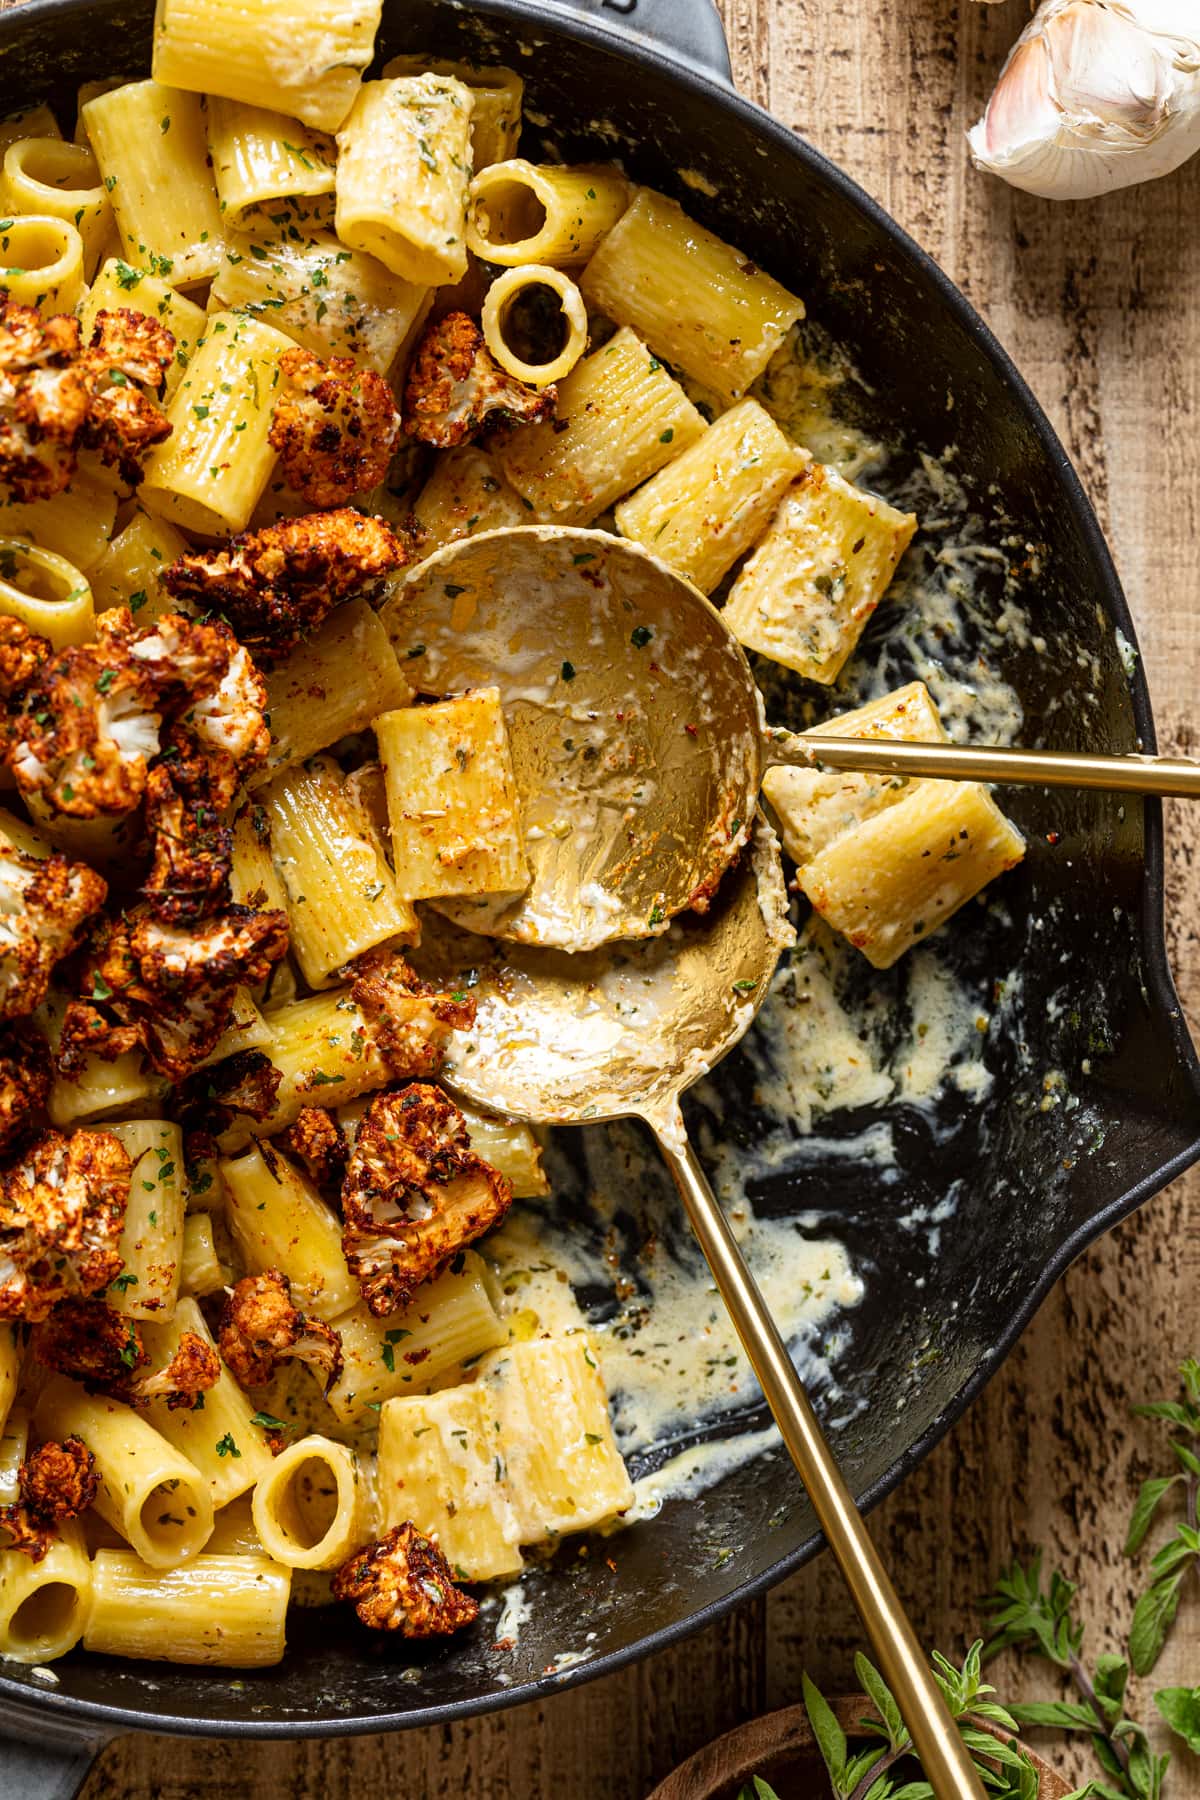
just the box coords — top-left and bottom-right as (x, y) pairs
(77, 1), (1200, 1792)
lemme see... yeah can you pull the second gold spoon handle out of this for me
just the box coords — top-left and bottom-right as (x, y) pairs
(651, 1119), (985, 1800)
(765, 727), (1200, 799)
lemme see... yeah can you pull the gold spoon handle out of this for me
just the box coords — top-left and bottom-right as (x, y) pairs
(765, 728), (1200, 798)
(651, 1119), (986, 1800)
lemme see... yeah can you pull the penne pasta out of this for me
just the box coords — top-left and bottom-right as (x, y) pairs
(254, 600), (413, 785)
(0, 214), (84, 312)
(206, 98), (337, 230)
(336, 75), (473, 287)
(0, 137), (110, 276)
(140, 1299), (275, 1507)
(375, 688), (528, 901)
(614, 397), (808, 594)
(35, 1377), (215, 1568)
(581, 186), (805, 404)
(261, 754), (418, 987)
(251, 1434), (365, 1570)
(106, 1120), (187, 1320)
(378, 1384), (523, 1582)
(221, 1139), (358, 1319)
(467, 159), (628, 267)
(724, 465), (918, 683)
(79, 258), (207, 398)
(480, 263), (588, 387)
(152, 0), (380, 132)
(0, 538), (92, 648)
(381, 56), (522, 170)
(81, 81), (225, 286)
(496, 326), (705, 525)
(84, 1549), (290, 1665)
(0, 1522), (92, 1663)
(140, 310), (293, 535)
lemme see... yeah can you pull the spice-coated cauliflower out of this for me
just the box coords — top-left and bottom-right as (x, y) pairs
(332, 1521), (479, 1637)
(140, 764), (233, 927)
(0, 1127), (130, 1321)
(349, 949), (475, 1084)
(279, 1106), (349, 1193)
(7, 634), (163, 819)
(160, 510), (409, 658)
(402, 311), (556, 450)
(268, 347), (402, 509)
(77, 308), (174, 484)
(33, 1297), (220, 1408)
(340, 1083), (511, 1317)
(218, 1268), (344, 1393)
(0, 838), (107, 1020)
(0, 616), (49, 697)
(0, 1021), (51, 1155)
(0, 1436), (98, 1561)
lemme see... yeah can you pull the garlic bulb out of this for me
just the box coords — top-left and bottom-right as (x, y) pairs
(968, 0), (1200, 199)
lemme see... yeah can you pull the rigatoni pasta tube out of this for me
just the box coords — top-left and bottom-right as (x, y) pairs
(84, 1549), (290, 1666)
(467, 159), (628, 266)
(39, 990), (168, 1128)
(411, 445), (529, 556)
(614, 398), (808, 594)
(180, 1211), (229, 1298)
(107, 1119), (186, 1320)
(0, 1404), (26, 1506)
(140, 1299), (274, 1507)
(85, 505), (191, 620)
(0, 215), (84, 313)
(0, 1324), (17, 1435)
(251, 1435), (365, 1570)
(336, 75), (473, 287)
(581, 187), (804, 404)
(152, 0), (379, 132)
(230, 799), (289, 913)
(225, 987), (391, 1142)
(378, 1385), (523, 1582)
(0, 104), (61, 154)
(325, 1252), (506, 1424)
(254, 600), (412, 784)
(724, 465), (917, 684)
(1, 137), (110, 275)
(261, 754), (418, 987)
(35, 1377), (214, 1568)
(79, 258), (206, 398)
(798, 779), (1026, 970)
(0, 1522), (92, 1663)
(82, 82), (224, 285)
(481, 264), (588, 387)
(221, 1139), (358, 1319)
(496, 326), (704, 525)
(140, 311), (293, 535)
(210, 228), (430, 376)
(381, 56), (522, 169)
(455, 1102), (548, 1200)
(0, 539), (92, 649)
(0, 461), (117, 573)
(206, 99), (336, 228)
(376, 688), (528, 901)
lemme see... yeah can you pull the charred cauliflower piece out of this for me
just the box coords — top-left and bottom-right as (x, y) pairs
(0, 1128), (130, 1321)
(0, 615), (49, 697)
(332, 1521), (479, 1637)
(59, 903), (289, 1083)
(269, 347), (401, 509)
(0, 303), (90, 502)
(402, 311), (556, 450)
(0, 1021), (51, 1155)
(32, 1295), (147, 1393)
(132, 1331), (220, 1409)
(341, 1084), (511, 1318)
(349, 949), (475, 1083)
(279, 1106), (349, 1194)
(140, 764), (233, 926)
(0, 1435), (99, 1561)
(0, 840), (107, 1020)
(218, 1268), (344, 1393)
(8, 636), (162, 818)
(160, 510), (408, 658)
(77, 308), (174, 485)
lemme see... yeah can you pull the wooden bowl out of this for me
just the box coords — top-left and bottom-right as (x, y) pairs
(646, 1694), (1073, 1800)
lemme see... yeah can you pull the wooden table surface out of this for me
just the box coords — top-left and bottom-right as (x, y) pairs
(86, 1), (1200, 1793)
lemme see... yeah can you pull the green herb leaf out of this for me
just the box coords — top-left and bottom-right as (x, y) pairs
(801, 1672), (847, 1791)
(215, 1432), (241, 1459)
(1130, 1572), (1184, 1675)
(1125, 1476), (1178, 1554)
(1153, 1684), (1200, 1754)
(854, 1651), (906, 1751)
(250, 1412), (291, 1432)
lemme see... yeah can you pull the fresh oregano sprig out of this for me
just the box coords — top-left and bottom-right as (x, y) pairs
(1124, 1358), (1200, 1677)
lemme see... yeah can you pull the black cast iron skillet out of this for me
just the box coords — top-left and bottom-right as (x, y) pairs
(3, 1), (1200, 1791)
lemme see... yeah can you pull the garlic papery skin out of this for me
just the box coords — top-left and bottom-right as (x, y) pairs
(968, 0), (1200, 200)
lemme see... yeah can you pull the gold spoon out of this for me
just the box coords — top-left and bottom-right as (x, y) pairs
(384, 525), (1200, 953)
(413, 822), (985, 1800)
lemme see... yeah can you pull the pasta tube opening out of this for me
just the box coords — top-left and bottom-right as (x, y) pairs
(251, 1436), (364, 1569)
(136, 1475), (213, 1564)
(0, 214), (85, 313)
(1, 137), (109, 273)
(0, 539), (92, 648)
(481, 264), (587, 388)
(466, 160), (628, 267)
(0, 1525), (92, 1662)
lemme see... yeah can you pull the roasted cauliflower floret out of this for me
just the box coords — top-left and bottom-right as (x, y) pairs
(59, 903), (289, 1083)
(0, 1435), (99, 1561)
(160, 510), (408, 658)
(341, 1084), (511, 1317)
(402, 311), (556, 450)
(32, 1295), (147, 1393)
(0, 840), (107, 1020)
(7, 637), (162, 818)
(349, 949), (475, 1083)
(268, 347), (401, 509)
(0, 303), (90, 502)
(218, 1268), (344, 1393)
(132, 1331), (220, 1409)
(279, 1106), (349, 1194)
(0, 615), (49, 697)
(140, 764), (232, 926)
(77, 308), (174, 484)
(332, 1521), (479, 1638)
(0, 1128), (130, 1321)
(0, 1021), (51, 1155)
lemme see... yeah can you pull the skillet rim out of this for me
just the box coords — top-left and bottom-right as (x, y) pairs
(1, 0), (1198, 1743)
